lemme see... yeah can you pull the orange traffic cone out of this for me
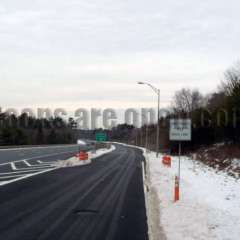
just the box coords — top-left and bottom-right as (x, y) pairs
(174, 176), (180, 202)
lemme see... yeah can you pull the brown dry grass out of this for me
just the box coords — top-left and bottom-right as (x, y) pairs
(192, 144), (240, 179)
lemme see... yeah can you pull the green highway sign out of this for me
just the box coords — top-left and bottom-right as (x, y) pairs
(95, 132), (107, 142)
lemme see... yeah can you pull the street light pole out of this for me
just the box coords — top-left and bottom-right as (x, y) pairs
(138, 81), (160, 157)
(156, 89), (160, 157)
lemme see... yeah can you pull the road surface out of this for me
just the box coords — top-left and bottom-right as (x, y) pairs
(0, 144), (90, 165)
(0, 144), (148, 240)
(0, 144), (91, 186)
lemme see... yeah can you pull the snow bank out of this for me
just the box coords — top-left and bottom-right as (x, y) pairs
(55, 157), (91, 168)
(55, 145), (116, 168)
(145, 151), (240, 240)
(77, 139), (87, 145)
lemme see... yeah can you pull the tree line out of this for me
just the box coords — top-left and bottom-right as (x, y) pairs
(0, 113), (76, 146)
(170, 62), (240, 148)
(1, 63), (240, 149)
(110, 63), (240, 151)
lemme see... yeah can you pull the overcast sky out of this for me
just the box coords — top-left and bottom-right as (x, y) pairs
(0, 0), (239, 110)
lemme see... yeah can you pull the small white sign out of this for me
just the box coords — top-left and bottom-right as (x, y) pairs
(170, 119), (192, 141)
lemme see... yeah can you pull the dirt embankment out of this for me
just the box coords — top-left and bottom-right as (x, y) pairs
(191, 143), (240, 179)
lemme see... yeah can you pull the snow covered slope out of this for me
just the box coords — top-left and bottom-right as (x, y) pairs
(145, 151), (240, 240)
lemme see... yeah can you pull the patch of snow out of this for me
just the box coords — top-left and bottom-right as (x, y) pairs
(213, 142), (225, 147)
(231, 158), (240, 168)
(77, 139), (86, 145)
(144, 151), (240, 240)
(90, 145), (116, 159)
(55, 157), (91, 168)
(54, 145), (116, 168)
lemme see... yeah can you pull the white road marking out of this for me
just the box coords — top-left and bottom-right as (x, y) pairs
(0, 165), (57, 175)
(0, 145), (77, 152)
(28, 163), (54, 167)
(23, 160), (31, 167)
(36, 161), (57, 164)
(13, 165), (55, 171)
(0, 159), (57, 176)
(0, 168), (59, 186)
(10, 162), (17, 170)
(0, 174), (25, 179)
(0, 150), (75, 166)
(0, 170), (40, 175)
(0, 148), (76, 186)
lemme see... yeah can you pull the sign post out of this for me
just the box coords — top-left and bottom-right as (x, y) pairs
(170, 119), (191, 201)
(94, 132), (107, 153)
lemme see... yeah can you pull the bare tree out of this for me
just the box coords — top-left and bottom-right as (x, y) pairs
(207, 92), (226, 111)
(172, 88), (203, 114)
(222, 63), (240, 96)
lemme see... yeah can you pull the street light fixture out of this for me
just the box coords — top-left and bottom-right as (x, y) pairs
(138, 81), (160, 157)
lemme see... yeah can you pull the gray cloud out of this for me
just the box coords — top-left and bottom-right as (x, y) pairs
(0, 0), (239, 109)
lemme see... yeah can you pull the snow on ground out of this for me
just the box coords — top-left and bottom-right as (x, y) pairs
(90, 145), (116, 160)
(144, 151), (240, 240)
(55, 145), (116, 168)
(77, 139), (87, 145)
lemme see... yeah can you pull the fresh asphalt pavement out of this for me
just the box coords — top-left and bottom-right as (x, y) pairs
(0, 144), (90, 165)
(0, 144), (149, 240)
(0, 144), (91, 186)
